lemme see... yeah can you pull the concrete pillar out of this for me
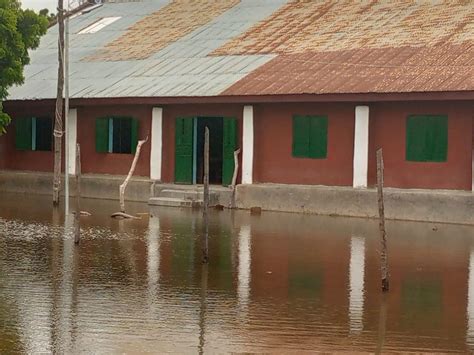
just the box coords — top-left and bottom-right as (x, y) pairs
(353, 106), (369, 188)
(467, 249), (474, 347)
(349, 235), (365, 334)
(238, 225), (251, 310)
(242, 105), (254, 184)
(67, 108), (77, 175)
(150, 107), (163, 181)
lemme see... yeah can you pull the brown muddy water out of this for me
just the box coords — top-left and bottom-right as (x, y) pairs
(0, 192), (473, 353)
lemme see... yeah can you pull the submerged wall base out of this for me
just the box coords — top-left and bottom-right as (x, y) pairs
(235, 183), (474, 225)
(1, 171), (473, 225)
(0, 171), (151, 202)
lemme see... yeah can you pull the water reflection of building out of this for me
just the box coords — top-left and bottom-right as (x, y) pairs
(1, 204), (474, 353)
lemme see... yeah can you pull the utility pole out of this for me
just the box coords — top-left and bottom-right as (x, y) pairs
(53, 0), (64, 207)
(65, 0), (70, 216)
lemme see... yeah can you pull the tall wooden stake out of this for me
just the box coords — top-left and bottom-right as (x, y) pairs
(202, 127), (210, 263)
(376, 148), (389, 292)
(53, 0), (65, 206)
(119, 137), (148, 213)
(74, 144), (81, 245)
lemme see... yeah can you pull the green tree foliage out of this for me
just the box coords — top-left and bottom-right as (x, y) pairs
(0, 0), (48, 134)
(39, 8), (57, 25)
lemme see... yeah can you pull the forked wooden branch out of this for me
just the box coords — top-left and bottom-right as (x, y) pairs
(231, 148), (241, 188)
(112, 136), (148, 219)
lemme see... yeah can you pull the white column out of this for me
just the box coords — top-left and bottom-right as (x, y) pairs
(471, 148), (473, 191)
(467, 249), (474, 347)
(150, 107), (163, 181)
(67, 108), (77, 175)
(353, 106), (369, 188)
(242, 105), (254, 184)
(238, 225), (251, 310)
(349, 235), (365, 334)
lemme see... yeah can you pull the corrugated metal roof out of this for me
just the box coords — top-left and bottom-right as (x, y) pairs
(7, 0), (473, 101)
(8, 0), (285, 100)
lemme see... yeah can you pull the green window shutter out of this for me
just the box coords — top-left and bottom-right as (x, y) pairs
(429, 116), (448, 162)
(292, 116), (310, 157)
(406, 115), (447, 162)
(174, 117), (194, 184)
(95, 117), (109, 153)
(222, 117), (237, 186)
(131, 118), (139, 154)
(308, 116), (328, 159)
(15, 117), (32, 151)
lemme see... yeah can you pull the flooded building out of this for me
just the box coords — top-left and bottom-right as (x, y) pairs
(0, 0), (473, 224)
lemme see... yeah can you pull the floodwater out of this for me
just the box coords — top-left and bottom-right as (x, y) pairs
(0, 193), (473, 353)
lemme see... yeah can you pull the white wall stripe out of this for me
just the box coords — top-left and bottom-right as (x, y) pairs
(242, 105), (254, 184)
(150, 107), (163, 181)
(67, 109), (77, 175)
(353, 106), (370, 188)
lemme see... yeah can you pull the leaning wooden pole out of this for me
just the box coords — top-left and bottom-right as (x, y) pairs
(74, 144), (81, 245)
(53, 0), (65, 206)
(119, 137), (148, 214)
(202, 127), (210, 263)
(376, 148), (389, 292)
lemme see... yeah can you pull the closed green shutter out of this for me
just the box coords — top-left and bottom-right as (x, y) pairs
(222, 117), (237, 186)
(309, 116), (328, 158)
(429, 116), (448, 162)
(292, 116), (310, 157)
(174, 117), (194, 184)
(131, 118), (139, 154)
(15, 117), (32, 151)
(406, 115), (447, 162)
(96, 117), (109, 153)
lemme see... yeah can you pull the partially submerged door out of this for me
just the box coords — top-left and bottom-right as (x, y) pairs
(175, 117), (194, 184)
(222, 117), (237, 186)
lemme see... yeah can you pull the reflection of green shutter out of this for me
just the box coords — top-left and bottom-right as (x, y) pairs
(222, 117), (237, 186)
(131, 118), (139, 154)
(309, 116), (328, 159)
(96, 117), (109, 153)
(175, 117), (194, 184)
(292, 116), (309, 157)
(15, 117), (32, 151)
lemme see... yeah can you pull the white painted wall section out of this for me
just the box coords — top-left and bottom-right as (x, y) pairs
(242, 105), (254, 184)
(67, 109), (77, 175)
(150, 107), (163, 181)
(353, 106), (370, 188)
(349, 235), (365, 334)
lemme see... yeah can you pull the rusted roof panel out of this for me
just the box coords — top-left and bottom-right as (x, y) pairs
(223, 44), (474, 95)
(214, 0), (473, 56)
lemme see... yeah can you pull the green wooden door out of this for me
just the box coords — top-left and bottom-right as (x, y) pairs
(175, 117), (194, 184)
(222, 117), (237, 186)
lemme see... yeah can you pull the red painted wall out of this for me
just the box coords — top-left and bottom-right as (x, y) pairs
(78, 105), (151, 176)
(161, 104), (243, 183)
(2, 103), (56, 172)
(367, 101), (473, 190)
(253, 103), (355, 186)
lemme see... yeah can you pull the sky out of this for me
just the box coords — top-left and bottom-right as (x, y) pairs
(21, 0), (81, 12)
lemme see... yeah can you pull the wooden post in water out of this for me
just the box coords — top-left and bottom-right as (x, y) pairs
(74, 144), (81, 245)
(376, 148), (389, 292)
(52, 0), (65, 206)
(202, 127), (210, 263)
